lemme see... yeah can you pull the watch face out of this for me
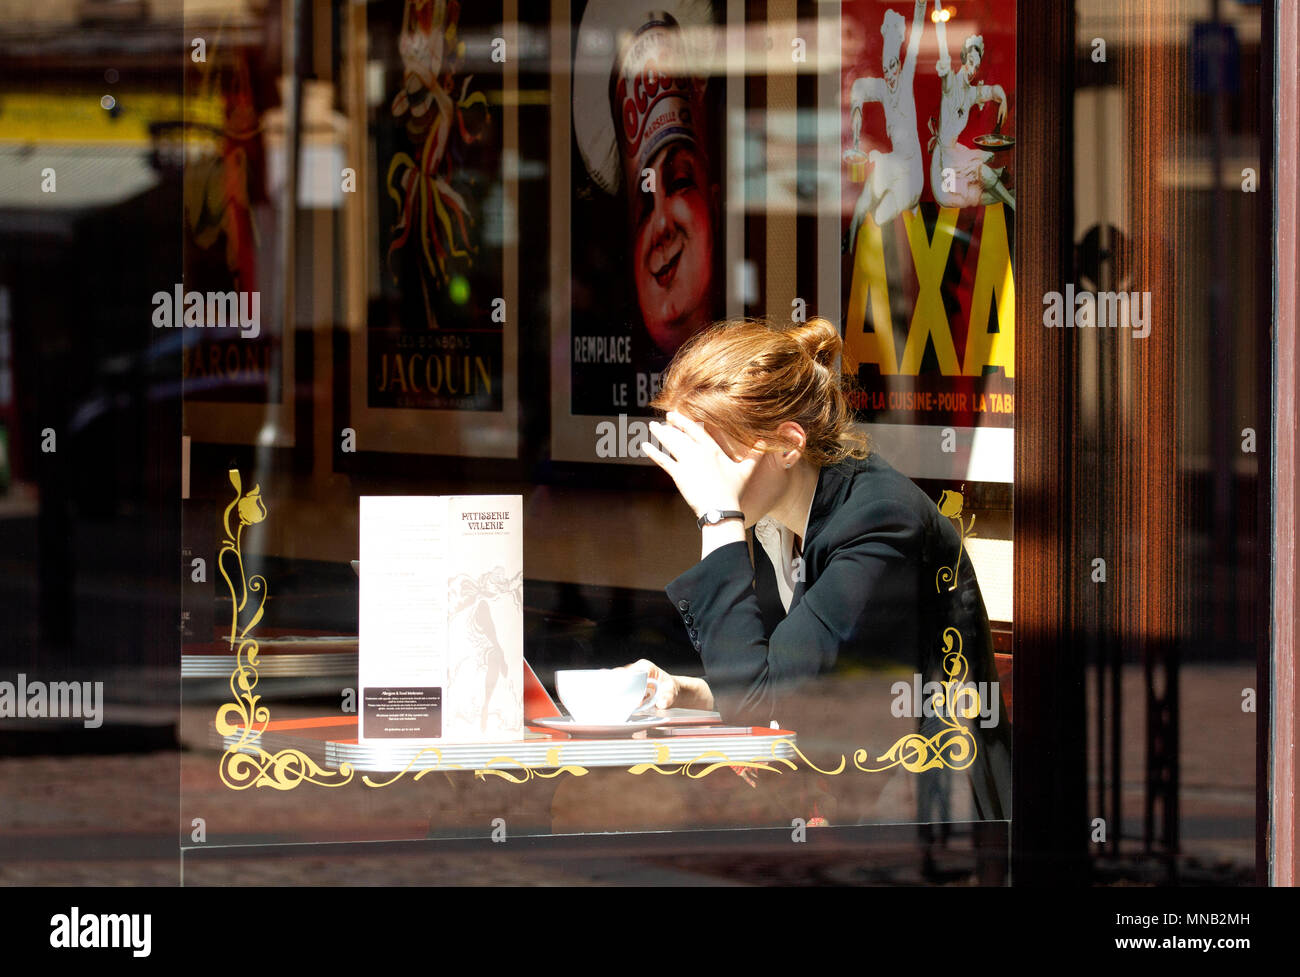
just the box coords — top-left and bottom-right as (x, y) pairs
(705, 509), (721, 523)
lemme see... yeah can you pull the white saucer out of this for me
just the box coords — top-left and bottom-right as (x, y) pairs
(528, 715), (665, 737)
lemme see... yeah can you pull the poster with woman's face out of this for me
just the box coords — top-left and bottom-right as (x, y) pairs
(552, 0), (725, 463)
(841, 0), (1015, 483)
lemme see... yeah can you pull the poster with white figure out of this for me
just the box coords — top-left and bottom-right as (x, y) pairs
(359, 495), (523, 743)
(846, 0), (927, 247)
(841, 0), (1015, 483)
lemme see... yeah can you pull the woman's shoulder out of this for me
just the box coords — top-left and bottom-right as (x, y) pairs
(841, 450), (933, 506)
(814, 451), (939, 542)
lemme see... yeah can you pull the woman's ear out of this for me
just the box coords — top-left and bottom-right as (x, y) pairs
(777, 421), (808, 468)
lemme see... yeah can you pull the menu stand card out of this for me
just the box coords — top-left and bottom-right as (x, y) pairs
(359, 496), (523, 743)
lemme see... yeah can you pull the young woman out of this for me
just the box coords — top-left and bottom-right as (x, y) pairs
(631, 317), (1010, 821)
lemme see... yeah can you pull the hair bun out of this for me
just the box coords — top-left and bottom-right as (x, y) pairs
(789, 317), (842, 369)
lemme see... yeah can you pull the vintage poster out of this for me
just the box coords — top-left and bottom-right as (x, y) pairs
(841, 0), (1015, 482)
(344, 0), (518, 458)
(179, 45), (295, 446)
(552, 0), (726, 463)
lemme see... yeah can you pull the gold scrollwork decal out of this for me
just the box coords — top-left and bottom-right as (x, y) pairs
(474, 748), (589, 784)
(215, 469), (355, 790)
(935, 487), (976, 592)
(628, 629), (978, 781)
(854, 627), (979, 773)
(215, 472), (979, 790)
(217, 468), (268, 649)
(628, 745), (794, 780)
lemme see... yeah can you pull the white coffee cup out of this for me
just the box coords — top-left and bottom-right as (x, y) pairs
(554, 668), (659, 725)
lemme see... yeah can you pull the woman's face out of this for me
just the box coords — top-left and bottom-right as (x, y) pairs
(703, 423), (791, 528)
(738, 454), (790, 528)
(631, 141), (716, 355)
(963, 45), (982, 80)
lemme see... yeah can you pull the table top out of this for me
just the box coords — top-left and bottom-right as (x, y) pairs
(183, 630), (358, 677)
(214, 715), (799, 773)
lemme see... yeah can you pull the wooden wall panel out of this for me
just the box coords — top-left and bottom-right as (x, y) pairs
(1114, 2), (1183, 868)
(1013, 0), (1089, 884)
(1272, 0), (1297, 888)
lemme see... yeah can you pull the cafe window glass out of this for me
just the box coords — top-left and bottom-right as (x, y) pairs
(0, 0), (1270, 887)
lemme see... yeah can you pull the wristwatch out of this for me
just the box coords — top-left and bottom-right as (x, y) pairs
(696, 509), (745, 529)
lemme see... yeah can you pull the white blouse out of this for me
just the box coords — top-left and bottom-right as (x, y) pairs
(753, 492), (818, 613)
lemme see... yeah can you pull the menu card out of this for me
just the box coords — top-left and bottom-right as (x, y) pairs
(358, 496), (523, 743)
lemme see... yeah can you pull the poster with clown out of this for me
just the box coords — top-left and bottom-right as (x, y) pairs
(553, 0), (727, 463)
(342, 0), (519, 460)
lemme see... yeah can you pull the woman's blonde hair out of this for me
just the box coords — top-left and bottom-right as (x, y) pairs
(650, 317), (871, 468)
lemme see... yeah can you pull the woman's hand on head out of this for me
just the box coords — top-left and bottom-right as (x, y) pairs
(642, 410), (761, 518)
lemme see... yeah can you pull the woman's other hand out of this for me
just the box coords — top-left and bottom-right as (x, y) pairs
(622, 658), (676, 709)
(620, 659), (715, 712)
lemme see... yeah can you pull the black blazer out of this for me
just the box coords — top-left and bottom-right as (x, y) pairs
(664, 450), (1011, 820)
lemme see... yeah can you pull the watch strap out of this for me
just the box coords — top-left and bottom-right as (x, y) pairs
(696, 509), (745, 529)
